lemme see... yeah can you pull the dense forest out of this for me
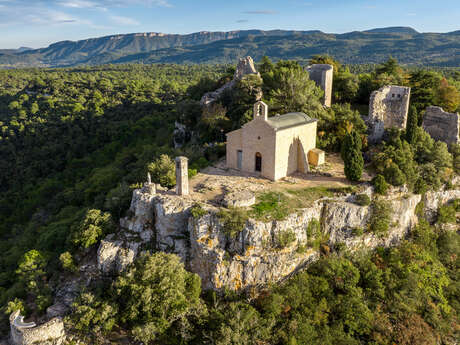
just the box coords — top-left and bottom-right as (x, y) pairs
(0, 57), (459, 344)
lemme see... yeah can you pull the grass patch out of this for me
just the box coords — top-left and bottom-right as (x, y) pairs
(251, 187), (355, 222)
(251, 192), (290, 221)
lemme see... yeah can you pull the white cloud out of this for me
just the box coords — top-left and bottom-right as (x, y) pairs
(110, 15), (140, 25)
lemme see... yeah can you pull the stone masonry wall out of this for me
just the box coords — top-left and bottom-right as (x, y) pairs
(307, 64), (333, 107)
(422, 106), (460, 145)
(367, 85), (411, 142)
(10, 311), (65, 345)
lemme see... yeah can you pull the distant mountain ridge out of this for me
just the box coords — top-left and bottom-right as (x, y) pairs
(1, 27), (459, 68)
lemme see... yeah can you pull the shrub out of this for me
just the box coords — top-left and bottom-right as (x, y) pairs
(275, 229), (297, 249)
(351, 227), (364, 236)
(190, 203), (206, 219)
(114, 252), (204, 344)
(147, 154), (176, 188)
(188, 168), (198, 179)
(437, 204), (456, 224)
(60, 252), (77, 272)
(70, 291), (117, 334)
(373, 175), (389, 195)
(368, 200), (392, 234)
(306, 219), (321, 239)
(71, 209), (114, 249)
(218, 208), (249, 238)
(354, 194), (371, 206)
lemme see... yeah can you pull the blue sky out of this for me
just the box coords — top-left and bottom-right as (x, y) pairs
(1, 0), (459, 49)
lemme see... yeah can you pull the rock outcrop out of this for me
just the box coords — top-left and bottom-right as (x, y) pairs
(200, 56), (261, 106)
(423, 188), (460, 223)
(422, 106), (460, 145)
(104, 182), (460, 292)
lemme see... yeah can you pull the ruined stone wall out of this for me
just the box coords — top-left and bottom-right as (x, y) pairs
(422, 106), (460, 145)
(367, 85), (411, 142)
(10, 311), (65, 345)
(307, 64), (333, 107)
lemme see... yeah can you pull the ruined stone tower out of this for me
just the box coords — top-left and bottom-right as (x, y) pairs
(175, 156), (189, 196)
(307, 64), (334, 107)
(367, 85), (411, 143)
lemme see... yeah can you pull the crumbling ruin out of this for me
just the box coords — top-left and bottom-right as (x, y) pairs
(422, 106), (460, 145)
(307, 64), (333, 107)
(200, 56), (261, 106)
(367, 85), (411, 142)
(9, 311), (65, 345)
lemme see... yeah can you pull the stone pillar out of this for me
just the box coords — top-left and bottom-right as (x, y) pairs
(175, 156), (189, 196)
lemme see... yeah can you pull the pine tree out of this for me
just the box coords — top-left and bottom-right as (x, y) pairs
(405, 106), (418, 144)
(342, 131), (364, 181)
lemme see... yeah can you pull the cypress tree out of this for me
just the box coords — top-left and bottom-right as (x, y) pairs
(405, 106), (418, 144)
(342, 131), (364, 181)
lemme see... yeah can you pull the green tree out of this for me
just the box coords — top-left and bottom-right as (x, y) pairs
(341, 131), (363, 181)
(71, 209), (113, 249)
(405, 106), (418, 144)
(114, 252), (205, 344)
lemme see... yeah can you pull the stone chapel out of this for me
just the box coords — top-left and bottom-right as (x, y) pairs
(226, 101), (324, 181)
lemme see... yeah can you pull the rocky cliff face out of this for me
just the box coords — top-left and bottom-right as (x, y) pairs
(96, 182), (459, 292)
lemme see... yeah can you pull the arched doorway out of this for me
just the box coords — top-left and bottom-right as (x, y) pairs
(255, 152), (262, 172)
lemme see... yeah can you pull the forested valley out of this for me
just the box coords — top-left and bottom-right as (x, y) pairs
(0, 58), (459, 344)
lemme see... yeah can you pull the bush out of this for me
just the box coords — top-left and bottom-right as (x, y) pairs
(60, 252), (77, 272)
(351, 227), (364, 236)
(354, 194), (371, 206)
(218, 208), (249, 238)
(368, 200), (392, 234)
(71, 209), (114, 249)
(147, 154), (176, 188)
(114, 252), (204, 344)
(275, 229), (297, 249)
(437, 204), (456, 224)
(70, 291), (117, 334)
(190, 203), (206, 219)
(373, 175), (389, 195)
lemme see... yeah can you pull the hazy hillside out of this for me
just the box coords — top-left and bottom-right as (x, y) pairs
(0, 27), (460, 67)
(0, 27), (459, 67)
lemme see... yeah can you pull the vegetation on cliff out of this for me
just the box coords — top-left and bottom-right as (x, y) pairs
(0, 57), (458, 343)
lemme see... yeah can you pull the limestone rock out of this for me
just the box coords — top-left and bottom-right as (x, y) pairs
(423, 189), (460, 223)
(97, 235), (140, 274)
(200, 56), (260, 106)
(234, 56), (259, 80)
(222, 190), (256, 208)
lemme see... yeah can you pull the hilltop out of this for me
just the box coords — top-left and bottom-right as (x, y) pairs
(1, 26), (459, 68)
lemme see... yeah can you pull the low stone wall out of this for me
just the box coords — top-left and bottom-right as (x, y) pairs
(422, 106), (459, 145)
(10, 311), (65, 345)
